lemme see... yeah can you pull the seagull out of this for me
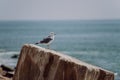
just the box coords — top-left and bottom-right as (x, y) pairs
(35, 32), (56, 49)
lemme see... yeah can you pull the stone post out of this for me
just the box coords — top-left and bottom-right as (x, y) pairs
(13, 44), (114, 80)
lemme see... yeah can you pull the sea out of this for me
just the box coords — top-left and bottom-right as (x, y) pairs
(0, 20), (120, 80)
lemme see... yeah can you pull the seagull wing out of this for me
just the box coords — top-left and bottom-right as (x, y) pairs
(40, 37), (52, 43)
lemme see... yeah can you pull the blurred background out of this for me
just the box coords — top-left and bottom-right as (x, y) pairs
(0, 0), (120, 80)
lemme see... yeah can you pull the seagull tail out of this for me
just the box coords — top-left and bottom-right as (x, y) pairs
(35, 42), (39, 44)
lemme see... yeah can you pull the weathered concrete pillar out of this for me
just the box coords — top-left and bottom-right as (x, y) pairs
(13, 44), (114, 80)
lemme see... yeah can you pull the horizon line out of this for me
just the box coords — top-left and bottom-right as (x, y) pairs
(0, 19), (120, 21)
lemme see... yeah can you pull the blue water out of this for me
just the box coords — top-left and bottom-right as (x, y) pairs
(0, 20), (120, 80)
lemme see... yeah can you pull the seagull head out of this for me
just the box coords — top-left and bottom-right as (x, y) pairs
(50, 32), (56, 36)
(49, 32), (56, 39)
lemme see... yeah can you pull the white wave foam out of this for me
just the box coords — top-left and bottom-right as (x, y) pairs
(0, 51), (19, 55)
(115, 72), (118, 76)
(0, 51), (19, 67)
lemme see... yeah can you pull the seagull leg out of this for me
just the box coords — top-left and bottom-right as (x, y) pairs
(47, 45), (50, 49)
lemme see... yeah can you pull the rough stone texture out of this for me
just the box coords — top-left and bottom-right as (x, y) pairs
(13, 44), (114, 80)
(0, 67), (13, 80)
(0, 75), (12, 80)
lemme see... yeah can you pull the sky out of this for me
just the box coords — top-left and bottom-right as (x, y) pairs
(0, 0), (120, 20)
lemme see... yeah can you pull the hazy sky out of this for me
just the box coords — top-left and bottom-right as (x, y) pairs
(0, 0), (120, 20)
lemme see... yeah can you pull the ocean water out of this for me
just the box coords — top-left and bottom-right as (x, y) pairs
(0, 20), (120, 80)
